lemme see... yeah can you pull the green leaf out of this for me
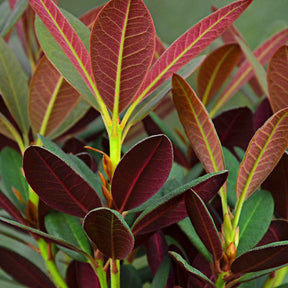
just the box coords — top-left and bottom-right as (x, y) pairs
(120, 265), (142, 288)
(45, 212), (92, 262)
(151, 255), (171, 288)
(0, 147), (28, 205)
(0, 37), (29, 134)
(237, 190), (274, 256)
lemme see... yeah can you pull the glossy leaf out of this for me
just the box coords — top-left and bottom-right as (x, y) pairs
(29, 56), (83, 137)
(231, 241), (288, 274)
(90, 0), (155, 112)
(23, 146), (102, 218)
(35, 8), (100, 110)
(237, 190), (274, 256)
(131, 171), (228, 235)
(111, 135), (173, 212)
(45, 212), (92, 262)
(236, 107), (288, 199)
(185, 190), (223, 260)
(211, 28), (288, 116)
(267, 45), (288, 113)
(0, 0), (28, 37)
(0, 247), (55, 288)
(0, 112), (21, 142)
(262, 152), (288, 219)
(0, 37), (29, 133)
(172, 74), (225, 175)
(83, 207), (134, 260)
(135, 0), (253, 102)
(197, 43), (242, 105)
(169, 252), (216, 288)
(66, 261), (100, 288)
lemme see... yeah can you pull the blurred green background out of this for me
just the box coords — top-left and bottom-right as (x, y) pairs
(58, 0), (288, 49)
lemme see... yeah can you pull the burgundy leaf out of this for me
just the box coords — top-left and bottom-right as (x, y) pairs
(90, 0), (155, 112)
(79, 6), (104, 30)
(213, 107), (254, 153)
(262, 152), (288, 219)
(83, 207), (134, 260)
(111, 135), (173, 212)
(66, 261), (100, 288)
(135, 0), (253, 102)
(0, 247), (55, 288)
(253, 98), (273, 132)
(267, 45), (288, 113)
(23, 146), (102, 218)
(231, 241), (288, 274)
(151, 36), (166, 65)
(185, 190), (223, 260)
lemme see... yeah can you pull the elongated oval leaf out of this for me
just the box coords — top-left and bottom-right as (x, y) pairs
(0, 247), (55, 288)
(185, 190), (223, 260)
(0, 37), (29, 133)
(90, 0), (155, 113)
(134, 0), (252, 103)
(0, 112), (21, 142)
(111, 135), (173, 212)
(83, 207), (134, 260)
(211, 28), (288, 116)
(45, 212), (92, 262)
(172, 74), (225, 174)
(236, 107), (288, 199)
(197, 43), (242, 106)
(267, 45), (288, 113)
(237, 190), (274, 256)
(23, 146), (102, 218)
(29, 56), (83, 137)
(231, 241), (288, 274)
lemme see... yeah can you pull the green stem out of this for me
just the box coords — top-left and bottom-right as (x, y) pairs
(262, 267), (288, 288)
(109, 122), (122, 170)
(38, 239), (68, 288)
(111, 259), (120, 288)
(89, 258), (108, 288)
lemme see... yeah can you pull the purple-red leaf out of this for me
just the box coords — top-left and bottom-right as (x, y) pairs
(185, 190), (223, 260)
(135, 0), (253, 102)
(79, 6), (104, 30)
(90, 0), (155, 112)
(231, 241), (288, 274)
(83, 207), (134, 260)
(253, 98), (273, 132)
(197, 43), (242, 106)
(0, 247), (55, 288)
(29, 56), (81, 137)
(111, 135), (173, 212)
(172, 74), (225, 175)
(23, 146), (102, 218)
(236, 107), (288, 199)
(267, 45), (288, 113)
(211, 28), (288, 116)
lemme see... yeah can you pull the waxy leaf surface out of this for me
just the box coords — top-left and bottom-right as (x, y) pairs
(237, 107), (288, 199)
(267, 45), (288, 113)
(111, 135), (173, 212)
(23, 146), (102, 218)
(231, 241), (288, 274)
(83, 207), (134, 260)
(90, 0), (155, 112)
(0, 247), (55, 288)
(211, 28), (288, 116)
(197, 43), (242, 105)
(185, 190), (223, 260)
(172, 74), (224, 174)
(135, 0), (252, 102)
(29, 56), (82, 137)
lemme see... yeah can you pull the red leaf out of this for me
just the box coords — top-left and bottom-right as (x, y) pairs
(253, 98), (273, 132)
(211, 28), (288, 116)
(185, 190), (223, 260)
(23, 146), (102, 218)
(172, 74), (225, 175)
(83, 207), (134, 260)
(111, 135), (173, 212)
(236, 107), (288, 199)
(0, 247), (55, 288)
(231, 242), (288, 274)
(267, 45), (288, 113)
(151, 37), (166, 65)
(90, 0), (155, 112)
(197, 43), (242, 106)
(79, 6), (104, 30)
(135, 0), (253, 102)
